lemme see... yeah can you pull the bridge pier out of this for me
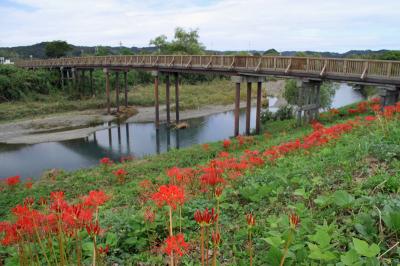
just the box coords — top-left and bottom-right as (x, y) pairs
(378, 86), (399, 108)
(103, 68), (111, 114)
(115, 71), (120, 113)
(60, 67), (65, 90)
(89, 69), (94, 96)
(297, 79), (322, 125)
(165, 74), (171, 126)
(231, 75), (265, 136)
(80, 70), (85, 97)
(152, 71), (160, 128)
(124, 70), (128, 107)
(175, 73), (180, 125)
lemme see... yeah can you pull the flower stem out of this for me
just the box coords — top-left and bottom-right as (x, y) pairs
(279, 230), (294, 266)
(201, 226), (205, 266)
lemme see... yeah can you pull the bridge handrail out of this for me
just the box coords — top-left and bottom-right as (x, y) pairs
(14, 55), (400, 81)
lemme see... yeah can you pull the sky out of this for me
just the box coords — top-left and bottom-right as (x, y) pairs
(0, 0), (399, 52)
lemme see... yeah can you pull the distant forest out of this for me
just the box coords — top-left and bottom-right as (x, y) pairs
(1, 42), (400, 61)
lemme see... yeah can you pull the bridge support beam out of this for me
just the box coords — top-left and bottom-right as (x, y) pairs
(103, 68), (111, 114)
(89, 69), (94, 96)
(378, 86), (399, 107)
(231, 75), (266, 136)
(165, 74), (171, 126)
(152, 71), (160, 128)
(175, 73), (180, 125)
(297, 79), (322, 126)
(80, 70), (85, 97)
(60, 67), (65, 90)
(124, 70), (128, 107)
(115, 71), (120, 113)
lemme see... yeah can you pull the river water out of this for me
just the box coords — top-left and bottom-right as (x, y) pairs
(0, 83), (365, 179)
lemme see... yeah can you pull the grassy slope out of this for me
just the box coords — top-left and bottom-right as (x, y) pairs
(0, 79), (257, 122)
(1, 110), (400, 264)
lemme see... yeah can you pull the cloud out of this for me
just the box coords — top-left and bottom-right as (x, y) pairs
(0, 0), (399, 52)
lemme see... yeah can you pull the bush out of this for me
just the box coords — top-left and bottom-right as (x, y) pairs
(261, 105), (294, 123)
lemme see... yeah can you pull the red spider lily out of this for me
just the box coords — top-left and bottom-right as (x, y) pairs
(113, 168), (128, 184)
(120, 155), (134, 163)
(5, 176), (20, 187)
(98, 245), (109, 255)
(50, 191), (69, 212)
(223, 139), (231, 149)
(246, 213), (255, 228)
(383, 106), (396, 118)
(311, 122), (324, 131)
(194, 208), (218, 226)
(38, 197), (48, 206)
(357, 102), (368, 113)
(83, 190), (110, 208)
(396, 102), (400, 112)
(144, 206), (155, 223)
(99, 157), (113, 165)
(365, 116), (376, 121)
(86, 221), (101, 236)
(212, 231), (221, 246)
(24, 197), (34, 207)
(236, 135), (245, 146)
(200, 164), (225, 188)
(218, 151), (230, 158)
(151, 184), (185, 210)
(215, 186), (224, 199)
(163, 233), (189, 257)
(348, 108), (358, 114)
(24, 182), (33, 189)
(371, 97), (381, 104)
(289, 213), (300, 229)
(371, 104), (381, 112)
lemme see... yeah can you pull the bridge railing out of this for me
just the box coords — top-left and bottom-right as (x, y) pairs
(15, 55), (400, 81)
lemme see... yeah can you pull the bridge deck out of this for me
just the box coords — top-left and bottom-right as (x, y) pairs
(16, 55), (400, 86)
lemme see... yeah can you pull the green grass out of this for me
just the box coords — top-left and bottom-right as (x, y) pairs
(0, 79), (258, 122)
(1, 109), (400, 265)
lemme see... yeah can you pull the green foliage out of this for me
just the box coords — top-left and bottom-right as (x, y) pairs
(263, 49), (280, 56)
(150, 27), (205, 55)
(0, 65), (57, 102)
(283, 79), (337, 109)
(261, 105), (294, 123)
(45, 40), (72, 58)
(95, 46), (111, 56)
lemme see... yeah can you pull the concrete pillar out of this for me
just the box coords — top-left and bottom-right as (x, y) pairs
(246, 82), (252, 135)
(166, 74), (171, 126)
(115, 71), (120, 113)
(297, 79), (322, 125)
(90, 69), (94, 96)
(60, 67), (64, 90)
(174, 73), (180, 124)
(104, 68), (111, 114)
(256, 81), (262, 134)
(124, 70), (128, 107)
(379, 86), (399, 107)
(152, 71), (160, 128)
(231, 76), (242, 137)
(71, 68), (77, 90)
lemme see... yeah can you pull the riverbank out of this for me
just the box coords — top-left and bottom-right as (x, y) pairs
(1, 102), (399, 264)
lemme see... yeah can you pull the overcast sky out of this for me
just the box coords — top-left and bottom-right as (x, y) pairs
(1, 0), (399, 52)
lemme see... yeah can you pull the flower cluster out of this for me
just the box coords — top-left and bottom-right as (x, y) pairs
(151, 184), (186, 210)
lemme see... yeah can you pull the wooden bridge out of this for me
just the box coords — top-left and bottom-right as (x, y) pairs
(16, 55), (400, 136)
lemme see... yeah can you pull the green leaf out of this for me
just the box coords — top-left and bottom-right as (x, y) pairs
(310, 229), (331, 248)
(341, 249), (362, 266)
(262, 236), (283, 248)
(266, 246), (282, 266)
(382, 211), (400, 233)
(308, 243), (337, 261)
(106, 232), (118, 247)
(352, 238), (380, 258)
(314, 195), (331, 206)
(332, 190), (354, 207)
(82, 242), (94, 252)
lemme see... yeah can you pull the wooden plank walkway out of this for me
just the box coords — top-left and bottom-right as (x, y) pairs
(16, 55), (400, 86)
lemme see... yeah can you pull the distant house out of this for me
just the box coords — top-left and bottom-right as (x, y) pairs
(0, 57), (14, 65)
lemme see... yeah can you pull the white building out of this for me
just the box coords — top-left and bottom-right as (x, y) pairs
(0, 57), (14, 64)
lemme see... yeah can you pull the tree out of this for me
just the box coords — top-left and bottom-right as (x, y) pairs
(283, 80), (337, 109)
(45, 41), (72, 58)
(263, 49), (279, 56)
(95, 46), (111, 56)
(150, 27), (205, 54)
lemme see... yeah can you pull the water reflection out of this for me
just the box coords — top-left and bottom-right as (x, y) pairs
(0, 84), (366, 179)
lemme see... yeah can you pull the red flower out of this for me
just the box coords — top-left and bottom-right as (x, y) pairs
(365, 116), (376, 122)
(371, 104), (381, 112)
(151, 184), (185, 210)
(202, 144), (209, 151)
(371, 97), (381, 104)
(83, 190), (110, 208)
(223, 139), (231, 149)
(289, 213), (300, 229)
(98, 245), (109, 255)
(86, 221), (101, 236)
(23, 197), (34, 206)
(212, 231), (221, 246)
(383, 106), (396, 118)
(194, 208), (218, 226)
(163, 233), (189, 257)
(50, 191), (69, 212)
(246, 213), (255, 228)
(215, 186), (224, 199)
(99, 157), (113, 165)
(330, 108), (339, 115)
(5, 176), (20, 187)
(113, 168), (128, 184)
(24, 182), (33, 189)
